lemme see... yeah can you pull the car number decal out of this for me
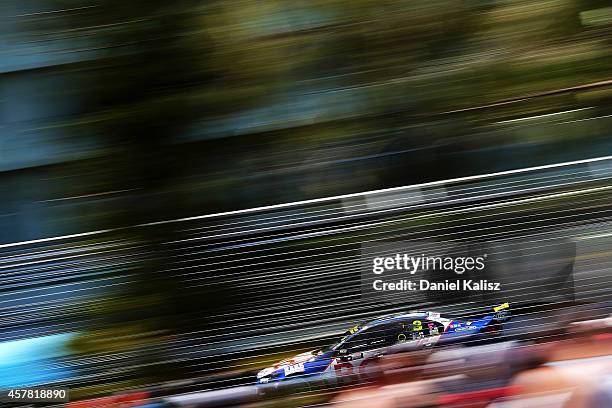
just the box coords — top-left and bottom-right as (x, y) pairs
(413, 320), (422, 331)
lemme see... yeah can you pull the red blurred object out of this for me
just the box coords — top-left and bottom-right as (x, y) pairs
(66, 391), (151, 408)
(593, 333), (612, 341)
(438, 385), (521, 406)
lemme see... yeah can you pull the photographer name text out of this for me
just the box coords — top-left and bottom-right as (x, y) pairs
(372, 279), (501, 291)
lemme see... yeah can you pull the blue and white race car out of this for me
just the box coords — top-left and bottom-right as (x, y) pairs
(256, 303), (510, 384)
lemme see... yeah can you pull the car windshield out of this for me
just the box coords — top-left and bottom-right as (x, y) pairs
(316, 323), (363, 354)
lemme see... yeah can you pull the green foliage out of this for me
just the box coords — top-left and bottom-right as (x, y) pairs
(19, 0), (612, 393)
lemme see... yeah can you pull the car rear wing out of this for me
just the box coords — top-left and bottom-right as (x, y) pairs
(492, 302), (511, 322)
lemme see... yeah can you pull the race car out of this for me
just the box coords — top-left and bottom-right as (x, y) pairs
(256, 303), (510, 385)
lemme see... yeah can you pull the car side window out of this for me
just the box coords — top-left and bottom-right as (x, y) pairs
(384, 322), (408, 344)
(425, 320), (444, 336)
(397, 319), (444, 341)
(343, 325), (389, 352)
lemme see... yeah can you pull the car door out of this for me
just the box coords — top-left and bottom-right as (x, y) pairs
(397, 318), (445, 348)
(333, 324), (395, 382)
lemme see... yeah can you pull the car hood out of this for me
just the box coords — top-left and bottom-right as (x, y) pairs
(257, 349), (332, 380)
(274, 350), (317, 368)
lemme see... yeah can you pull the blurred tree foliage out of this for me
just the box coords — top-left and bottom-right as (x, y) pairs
(20, 0), (612, 391)
(312, 0), (610, 112)
(22, 0), (312, 387)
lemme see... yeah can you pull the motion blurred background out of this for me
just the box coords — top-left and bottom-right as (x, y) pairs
(1, 0), (611, 407)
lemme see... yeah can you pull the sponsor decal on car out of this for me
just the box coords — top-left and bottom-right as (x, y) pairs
(283, 363), (305, 376)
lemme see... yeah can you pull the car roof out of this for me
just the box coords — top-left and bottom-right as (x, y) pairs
(366, 312), (429, 327)
(333, 312), (433, 350)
